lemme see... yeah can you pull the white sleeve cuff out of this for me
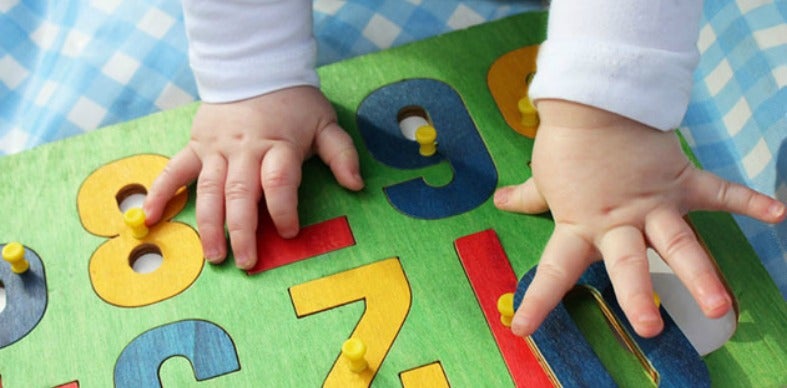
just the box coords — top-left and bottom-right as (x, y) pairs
(529, 1), (702, 131)
(183, 0), (318, 103)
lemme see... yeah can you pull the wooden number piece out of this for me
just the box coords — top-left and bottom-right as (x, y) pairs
(289, 258), (412, 387)
(76, 155), (203, 307)
(0, 243), (47, 349)
(454, 230), (554, 387)
(515, 262), (711, 387)
(648, 248), (737, 356)
(114, 320), (240, 387)
(487, 46), (540, 138)
(248, 205), (355, 274)
(399, 362), (449, 388)
(356, 79), (498, 219)
(53, 381), (79, 387)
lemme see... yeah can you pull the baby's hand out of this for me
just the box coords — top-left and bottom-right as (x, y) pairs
(143, 86), (364, 269)
(494, 100), (785, 338)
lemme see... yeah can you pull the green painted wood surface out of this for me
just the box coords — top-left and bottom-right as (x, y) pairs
(0, 12), (784, 387)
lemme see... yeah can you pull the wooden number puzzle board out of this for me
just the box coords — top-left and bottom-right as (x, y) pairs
(1, 13), (785, 387)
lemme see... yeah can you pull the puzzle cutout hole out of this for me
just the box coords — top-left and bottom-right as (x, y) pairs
(397, 105), (431, 141)
(564, 286), (654, 387)
(648, 248), (736, 356)
(129, 244), (163, 274)
(0, 280), (6, 313)
(116, 184), (147, 213)
(393, 103), (453, 187)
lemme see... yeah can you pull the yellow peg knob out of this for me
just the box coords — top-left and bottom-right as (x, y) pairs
(415, 125), (437, 157)
(341, 337), (368, 373)
(2, 242), (29, 274)
(497, 292), (515, 327)
(517, 96), (539, 129)
(124, 208), (149, 239)
(653, 292), (661, 308)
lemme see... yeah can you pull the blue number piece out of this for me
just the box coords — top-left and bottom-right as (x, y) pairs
(0, 243), (47, 349)
(515, 262), (710, 387)
(357, 78), (498, 219)
(114, 319), (240, 387)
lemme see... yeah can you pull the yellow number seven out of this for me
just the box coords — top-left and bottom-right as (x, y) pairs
(77, 155), (203, 307)
(289, 258), (411, 387)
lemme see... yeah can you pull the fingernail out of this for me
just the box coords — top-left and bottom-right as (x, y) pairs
(235, 256), (250, 269)
(770, 202), (785, 218)
(494, 189), (509, 206)
(637, 310), (661, 325)
(280, 227), (298, 239)
(703, 293), (729, 312)
(141, 206), (152, 226)
(352, 172), (365, 190)
(634, 311), (663, 338)
(510, 315), (532, 337)
(204, 250), (220, 263)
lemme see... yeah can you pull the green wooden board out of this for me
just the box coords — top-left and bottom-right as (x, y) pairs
(0, 12), (785, 387)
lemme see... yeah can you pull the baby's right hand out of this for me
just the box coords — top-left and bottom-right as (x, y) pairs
(143, 86), (364, 269)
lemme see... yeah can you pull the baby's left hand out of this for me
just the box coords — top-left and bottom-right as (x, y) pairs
(494, 100), (786, 338)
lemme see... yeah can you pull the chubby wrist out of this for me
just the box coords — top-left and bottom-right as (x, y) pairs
(536, 99), (653, 131)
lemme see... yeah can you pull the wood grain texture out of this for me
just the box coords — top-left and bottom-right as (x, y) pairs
(249, 208), (355, 274)
(399, 362), (450, 387)
(0, 244), (47, 349)
(114, 319), (240, 387)
(289, 258), (411, 387)
(515, 262), (711, 387)
(487, 45), (540, 138)
(78, 154), (203, 307)
(454, 229), (553, 387)
(357, 78), (498, 219)
(53, 381), (79, 388)
(0, 12), (784, 387)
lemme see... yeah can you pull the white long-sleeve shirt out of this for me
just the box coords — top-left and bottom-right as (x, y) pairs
(182, 0), (702, 131)
(183, 0), (318, 103)
(528, 1), (702, 130)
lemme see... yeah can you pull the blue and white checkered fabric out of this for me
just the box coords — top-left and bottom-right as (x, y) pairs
(682, 0), (786, 297)
(313, 0), (545, 64)
(1, 0), (785, 296)
(0, 0), (542, 155)
(0, 0), (194, 154)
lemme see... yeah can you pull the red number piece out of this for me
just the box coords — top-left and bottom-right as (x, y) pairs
(455, 229), (554, 387)
(248, 208), (355, 274)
